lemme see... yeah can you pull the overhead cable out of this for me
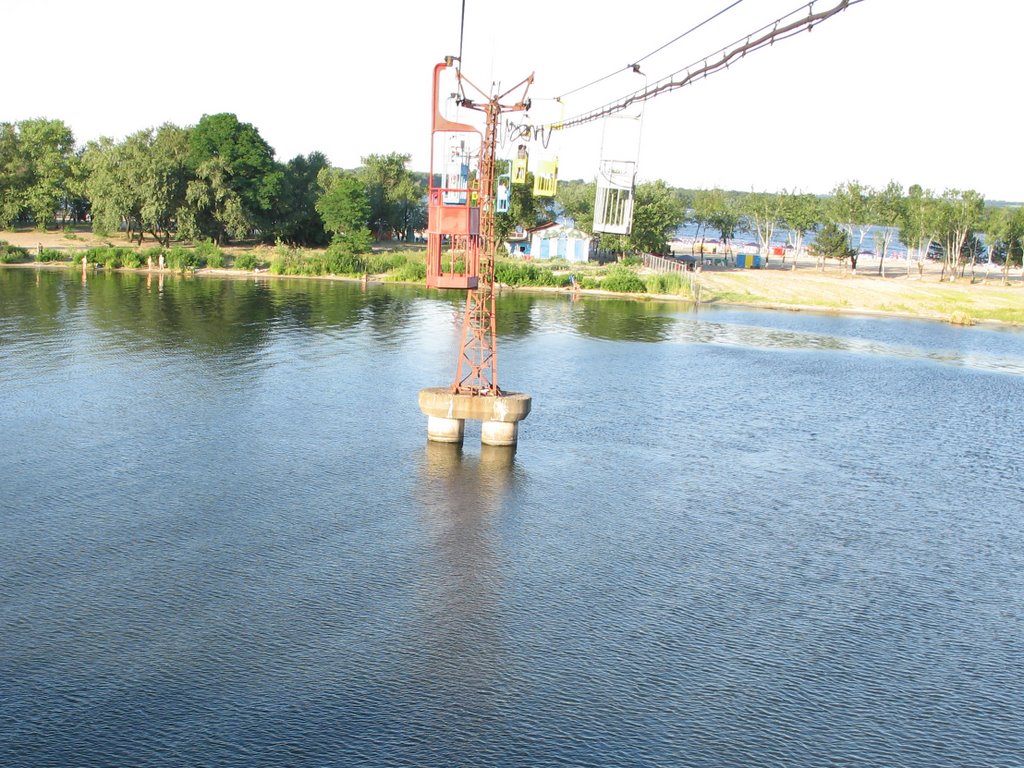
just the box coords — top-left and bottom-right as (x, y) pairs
(555, 0), (748, 101)
(553, 0), (864, 130)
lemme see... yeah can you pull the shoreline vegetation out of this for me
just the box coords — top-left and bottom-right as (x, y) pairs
(2, 228), (1022, 327)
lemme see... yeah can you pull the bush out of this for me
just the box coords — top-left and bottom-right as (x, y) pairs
(388, 259), (427, 282)
(140, 247), (164, 267)
(601, 266), (647, 293)
(269, 243), (307, 275)
(165, 246), (200, 271)
(0, 242), (29, 264)
(36, 249), (67, 263)
(322, 241), (366, 275)
(232, 252), (262, 270)
(619, 254), (643, 267)
(232, 252), (262, 271)
(193, 240), (224, 269)
(77, 246), (144, 269)
(119, 250), (145, 269)
(495, 260), (562, 287)
(645, 271), (690, 296)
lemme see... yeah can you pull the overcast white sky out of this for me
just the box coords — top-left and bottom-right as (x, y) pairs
(7, 0), (1021, 201)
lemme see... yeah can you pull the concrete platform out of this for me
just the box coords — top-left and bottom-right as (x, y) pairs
(418, 387), (532, 446)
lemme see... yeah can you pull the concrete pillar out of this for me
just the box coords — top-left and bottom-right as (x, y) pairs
(419, 387), (531, 447)
(481, 420), (518, 447)
(427, 415), (465, 444)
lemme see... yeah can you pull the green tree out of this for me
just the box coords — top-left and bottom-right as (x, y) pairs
(779, 190), (820, 269)
(358, 152), (425, 242)
(555, 179), (596, 235)
(83, 135), (141, 239)
(185, 113), (281, 241)
(625, 179), (687, 254)
(984, 205), (1024, 284)
(693, 188), (744, 255)
(269, 152), (331, 246)
(870, 180), (904, 276)
(1, 118), (75, 228)
(181, 156), (249, 244)
(140, 124), (190, 246)
(811, 221), (855, 265)
(830, 180), (873, 272)
(316, 167), (372, 254)
(0, 122), (27, 227)
(897, 184), (939, 277)
(742, 191), (784, 261)
(935, 189), (985, 281)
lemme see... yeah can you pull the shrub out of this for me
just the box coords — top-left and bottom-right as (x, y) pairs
(323, 241), (366, 275)
(619, 254), (643, 267)
(269, 243), (305, 275)
(0, 242), (29, 264)
(232, 252), (262, 271)
(601, 266), (647, 293)
(193, 240), (224, 269)
(36, 249), (67, 263)
(388, 259), (427, 282)
(165, 246), (200, 271)
(140, 247), (164, 267)
(645, 271), (690, 296)
(495, 260), (561, 287)
(119, 250), (145, 269)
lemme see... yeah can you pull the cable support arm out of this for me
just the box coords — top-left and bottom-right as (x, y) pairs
(457, 70), (535, 114)
(553, 0), (862, 131)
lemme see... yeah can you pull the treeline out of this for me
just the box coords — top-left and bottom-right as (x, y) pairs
(561, 180), (1024, 283)
(0, 115), (433, 250)
(3, 115), (1022, 283)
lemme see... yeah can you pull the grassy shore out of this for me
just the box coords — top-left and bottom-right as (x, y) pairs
(3, 227), (1022, 326)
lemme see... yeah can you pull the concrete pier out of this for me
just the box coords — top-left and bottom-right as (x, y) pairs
(419, 387), (532, 447)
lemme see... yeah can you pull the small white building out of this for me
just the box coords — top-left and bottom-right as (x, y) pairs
(521, 222), (593, 262)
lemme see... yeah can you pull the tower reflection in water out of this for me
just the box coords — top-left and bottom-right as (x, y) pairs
(409, 441), (522, 739)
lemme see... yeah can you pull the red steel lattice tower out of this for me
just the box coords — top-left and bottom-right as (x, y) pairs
(426, 59), (532, 396)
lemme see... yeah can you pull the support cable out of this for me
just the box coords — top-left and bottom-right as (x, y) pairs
(458, 0), (467, 64)
(552, 0), (862, 130)
(555, 0), (748, 101)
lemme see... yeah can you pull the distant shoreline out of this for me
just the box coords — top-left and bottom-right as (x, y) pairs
(4, 258), (1021, 328)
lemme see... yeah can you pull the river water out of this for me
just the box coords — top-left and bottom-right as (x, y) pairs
(2, 268), (1022, 767)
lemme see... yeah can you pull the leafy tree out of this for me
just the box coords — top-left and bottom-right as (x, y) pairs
(316, 167), (372, 254)
(83, 135), (141, 239)
(555, 179), (596, 234)
(626, 180), (687, 254)
(2, 119), (77, 228)
(693, 188), (744, 254)
(185, 113), (281, 241)
(870, 180), (903, 276)
(0, 122), (27, 227)
(61, 149), (90, 225)
(358, 152), (425, 242)
(779, 190), (820, 269)
(830, 180), (873, 272)
(140, 124), (190, 246)
(984, 205), (1024, 284)
(181, 156), (249, 244)
(934, 189), (984, 281)
(88, 125), (190, 245)
(742, 191), (784, 260)
(897, 184), (939, 277)
(811, 221), (855, 265)
(269, 152), (331, 246)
